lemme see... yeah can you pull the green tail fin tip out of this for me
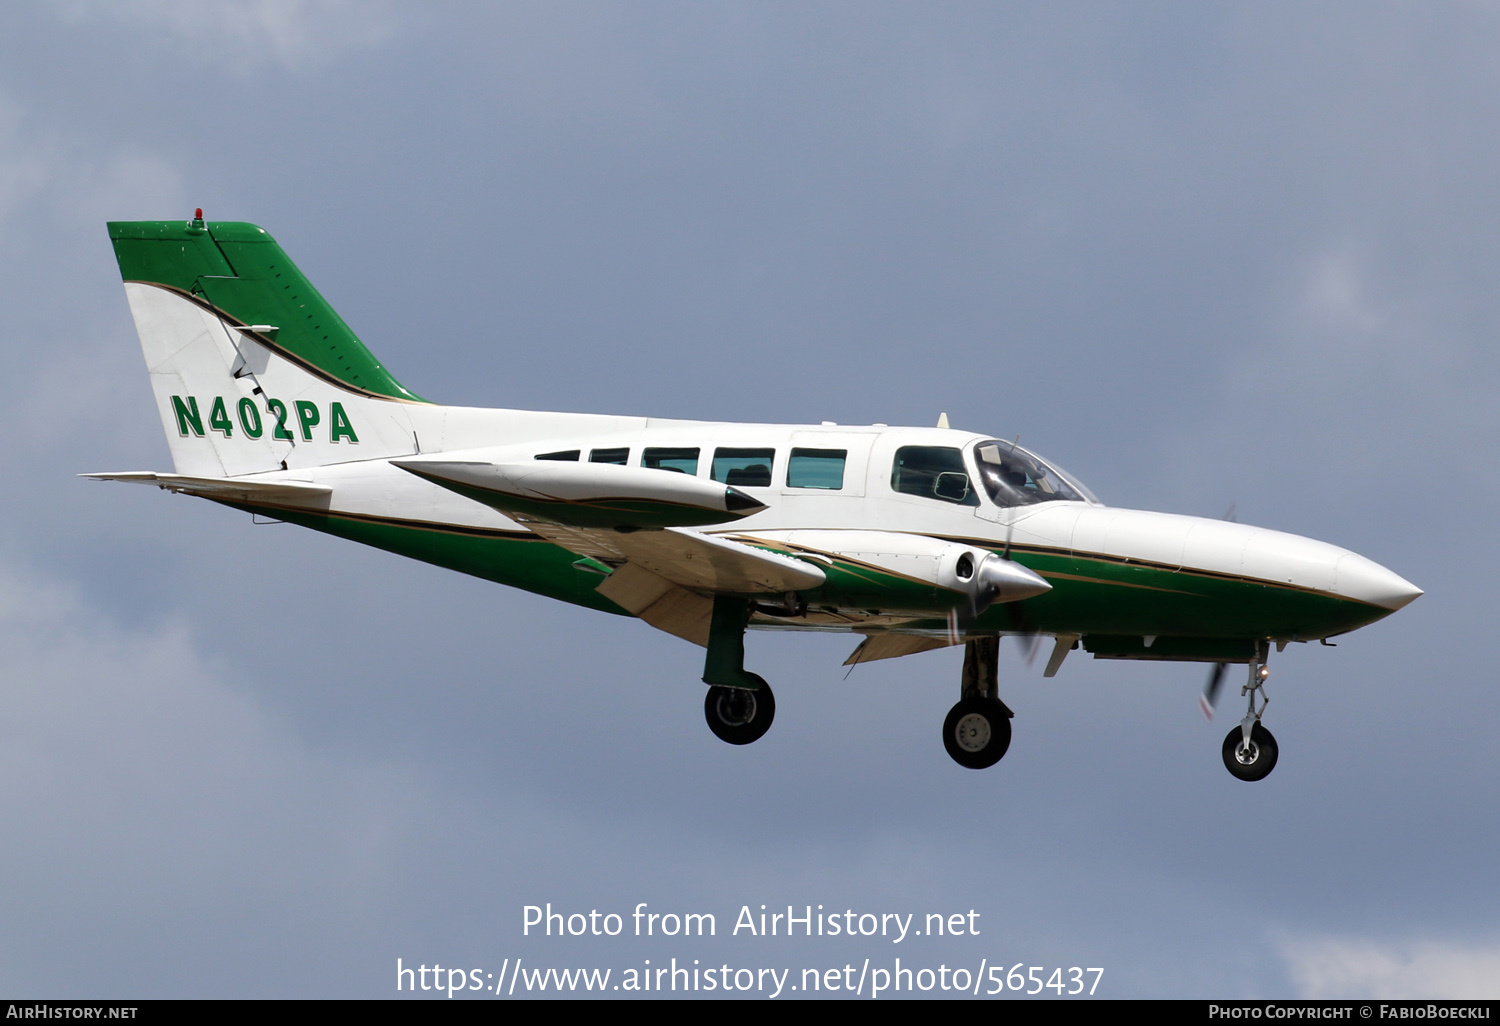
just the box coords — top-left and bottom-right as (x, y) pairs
(107, 213), (426, 403)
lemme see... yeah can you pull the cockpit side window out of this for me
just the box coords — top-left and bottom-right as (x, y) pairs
(890, 446), (979, 506)
(974, 441), (1086, 507)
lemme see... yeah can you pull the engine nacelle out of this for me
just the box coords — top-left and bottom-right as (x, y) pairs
(751, 530), (1051, 610)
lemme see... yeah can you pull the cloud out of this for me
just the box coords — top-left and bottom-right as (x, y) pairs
(54, 0), (400, 71)
(0, 558), (437, 994)
(1161, 233), (1500, 520)
(1282, 936), (1500, 999)
(0, 96), (53, 225)
(0, 89), (184, 235)
(0, 85), (185, 488)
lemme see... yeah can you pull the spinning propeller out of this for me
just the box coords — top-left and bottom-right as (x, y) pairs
(1200, 662), (1228, 720)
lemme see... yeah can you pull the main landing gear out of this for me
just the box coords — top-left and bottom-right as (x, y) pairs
(1222, 651), (1278, 782)
(701, 596), (775, 746)
(943, 637), (1013, 769)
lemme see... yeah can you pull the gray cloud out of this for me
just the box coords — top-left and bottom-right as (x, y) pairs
(1283, 936), (1500, 1000)
(52, 0), (401, 72)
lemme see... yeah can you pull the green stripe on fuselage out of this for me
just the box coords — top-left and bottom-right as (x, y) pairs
(784, 543), (1383, 640)
(216, 504), (1388, 643)
(220, 502), (629, 615)
(983, 548), (1388, 640)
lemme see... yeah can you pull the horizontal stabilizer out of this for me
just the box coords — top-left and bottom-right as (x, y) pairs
(392, 459), (767, 529)
(80, 471), (331, 503)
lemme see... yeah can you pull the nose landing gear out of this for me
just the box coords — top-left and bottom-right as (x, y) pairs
(1221, 654), (1278, 781)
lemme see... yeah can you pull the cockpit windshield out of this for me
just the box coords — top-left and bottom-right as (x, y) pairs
(973, 440), (1097, 507)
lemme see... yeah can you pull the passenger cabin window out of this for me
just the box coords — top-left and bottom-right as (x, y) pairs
(589, 447), (629, 465)
(891, 445), (978, 506)
(534, 450), (580, 461)
(787, 448), (846, 490)
(641, 447), (699, 475)
(712, 448), (774, 487)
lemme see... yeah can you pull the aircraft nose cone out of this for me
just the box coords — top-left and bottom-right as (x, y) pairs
(1335, 553), (1423, 611)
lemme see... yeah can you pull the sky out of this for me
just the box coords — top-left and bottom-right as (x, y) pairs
(0, 0), (1496, 1000)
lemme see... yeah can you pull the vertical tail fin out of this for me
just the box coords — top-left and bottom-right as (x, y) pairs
(108, 214), (428, 476)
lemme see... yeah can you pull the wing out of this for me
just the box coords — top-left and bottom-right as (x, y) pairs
(391, 458), (825, 646)
(571, 525), (825, 594)
(563, 527), (825, 647)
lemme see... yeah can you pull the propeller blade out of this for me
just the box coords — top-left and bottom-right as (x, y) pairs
(1200, 662), (1228, 720)
(1017, 633), (1040, 667)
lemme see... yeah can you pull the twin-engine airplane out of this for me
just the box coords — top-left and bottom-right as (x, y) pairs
(88, 212), (1422, 781)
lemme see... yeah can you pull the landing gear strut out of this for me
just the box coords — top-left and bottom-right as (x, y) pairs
(701, 595), (775, 745)
(943, 637), (1012, 769)
(1221, 646), (1278, 781)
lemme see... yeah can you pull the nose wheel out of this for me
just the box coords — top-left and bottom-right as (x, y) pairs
(1222, 722), (1278, 781)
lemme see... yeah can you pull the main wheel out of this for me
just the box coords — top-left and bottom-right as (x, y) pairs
(704, 678), (775, 745)
(942, 697), (1012, 769)
(1222, 723), (1279, 781)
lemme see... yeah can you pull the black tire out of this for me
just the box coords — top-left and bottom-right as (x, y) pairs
(1221, 723), (1279, 781)
(942, 697), (1012, 769)
(704, 678), (775, 745)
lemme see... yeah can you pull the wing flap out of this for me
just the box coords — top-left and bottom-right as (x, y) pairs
(525, 522), (825, 595)
(595, 563), (713, 646)
(614, 528), (826, 594)
(843, 633), (957, 666)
